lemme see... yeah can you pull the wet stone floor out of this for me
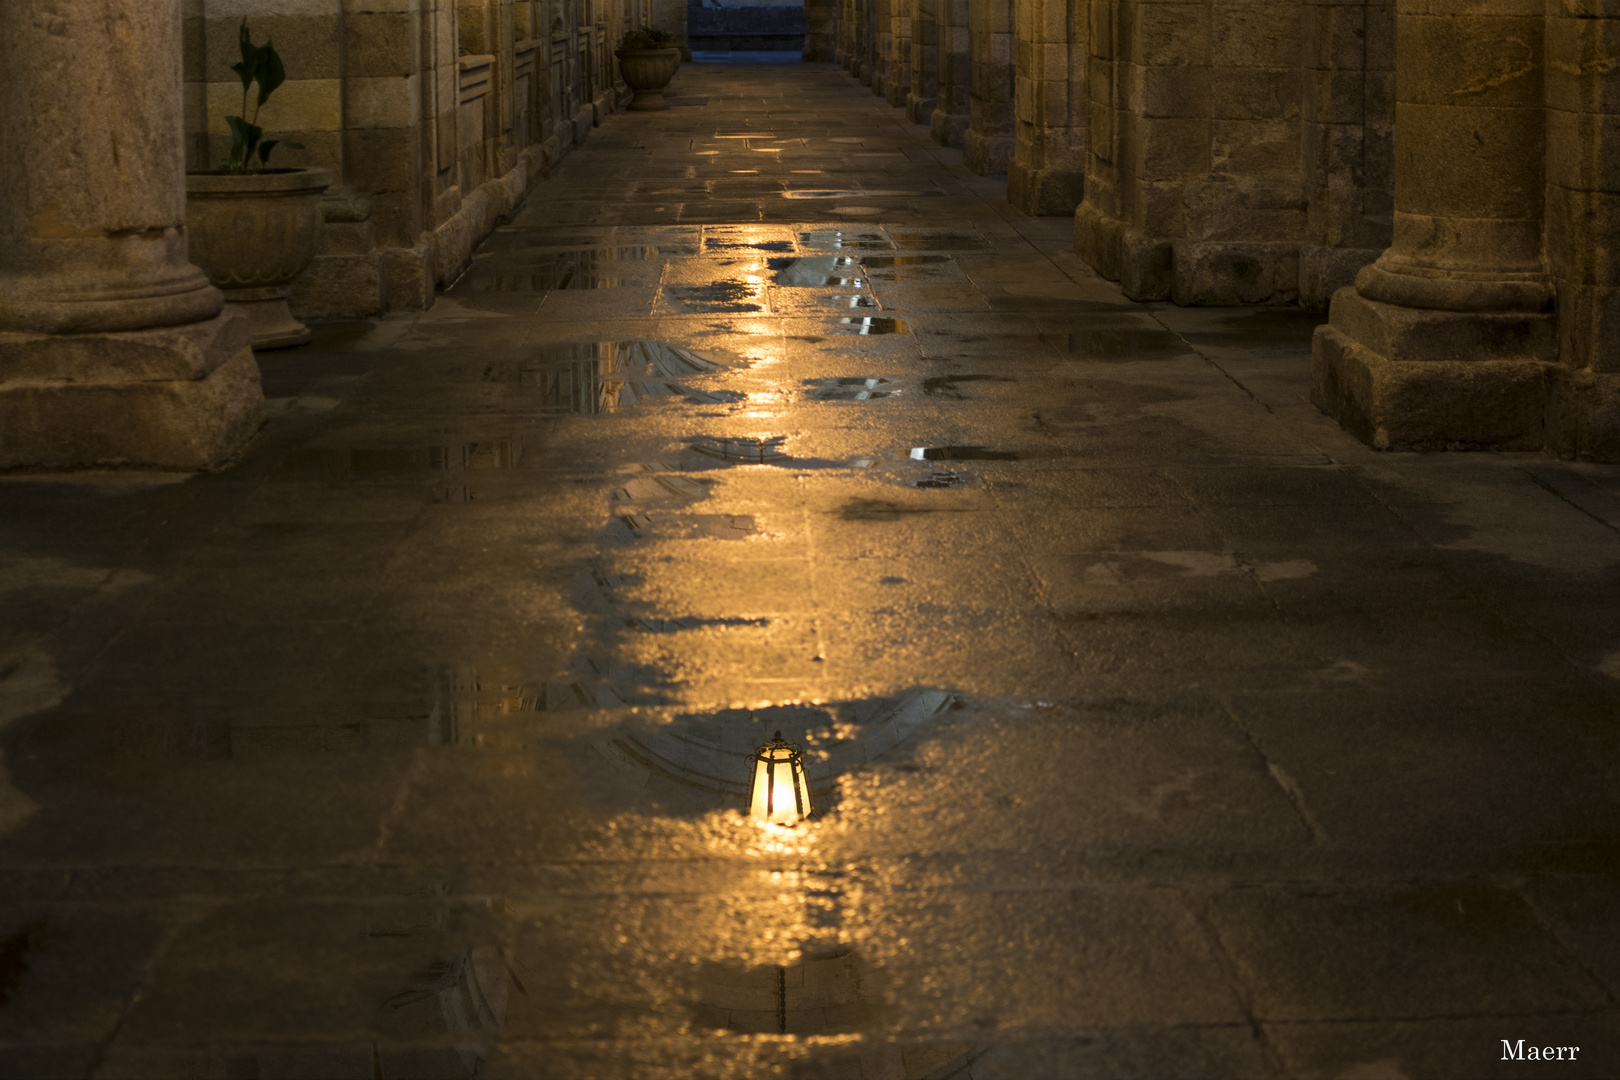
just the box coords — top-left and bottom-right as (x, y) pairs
(4, 62), (1620, 1080)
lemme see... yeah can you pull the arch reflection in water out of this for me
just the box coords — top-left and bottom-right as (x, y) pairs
(516, 340), (735, 413)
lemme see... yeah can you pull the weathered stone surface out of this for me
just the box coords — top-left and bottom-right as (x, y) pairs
(1312, 322), (1551, 452)
(0, 0), (220, 335)
(1172, 241), (1300, 306)
(0, 312), (264, 470)
(7, 67), (1620, 1080)
(186, 168), (333, 350)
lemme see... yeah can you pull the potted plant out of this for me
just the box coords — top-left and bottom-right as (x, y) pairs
(185, 21), (331, 350)
(615, 27), (681, 112)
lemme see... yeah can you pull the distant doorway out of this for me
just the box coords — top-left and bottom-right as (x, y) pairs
(688, 0), (806, 57)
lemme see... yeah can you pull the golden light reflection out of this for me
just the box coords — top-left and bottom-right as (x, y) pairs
(748, 731), (814, 825)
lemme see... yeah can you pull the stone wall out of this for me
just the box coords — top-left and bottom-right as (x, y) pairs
(182, 0), (653, 319)
(830, 0), (1620, 457)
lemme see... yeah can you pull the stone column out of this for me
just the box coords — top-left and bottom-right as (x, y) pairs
(1298, 0), (1394, 311)
(839, 0), (860, 70)
(871, 0), (892, 93)
(806, 0), (840, 61)
(929, 0), (971, 145)
(1313, 0), (1555, 452)
(963, 0), (1014, 174)
(887, 0), (913, 106)
(906, 0), (938, 123)
(1543, 0), (1620, 458)
(1008, 0), (1085, 214)
(0, 0), (262, 470)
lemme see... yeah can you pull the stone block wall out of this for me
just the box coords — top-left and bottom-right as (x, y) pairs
(183, 0), (648, 318)
(1074, 0), (1326, 304)
(805, 0), (840, 58)
(1008, 0), (1085, 214)
(964, 0), (1014, 173)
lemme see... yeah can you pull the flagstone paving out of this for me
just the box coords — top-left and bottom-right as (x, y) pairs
(1, 60), (1619, 1079)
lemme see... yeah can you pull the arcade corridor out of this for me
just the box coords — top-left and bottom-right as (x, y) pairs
(2, 62), (1618, 1078)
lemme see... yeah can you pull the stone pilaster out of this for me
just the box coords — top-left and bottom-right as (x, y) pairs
(839, 0), (860, 71)
(1298, 0), (1394, 311)
(906, 0), (939, 123)
(806, 0), (840, 60)
(1543, 0), (1620, 458)
(964, 0), (1014, 174)
(871, 0), (893, 93)
(888, 0), (913, 106)
(929, 0), (971, 144)
(1008, 0), (1086, 215)
(0, 0), (262, 470)
(1313, 0), (1556, 451)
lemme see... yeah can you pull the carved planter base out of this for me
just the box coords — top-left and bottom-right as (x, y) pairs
(615, 48), (681, 111)
(185, 168), (332, 350)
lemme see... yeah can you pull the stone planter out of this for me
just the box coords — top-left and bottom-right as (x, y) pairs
(615, 48), (681, 111)
(185, 167), (332, 350)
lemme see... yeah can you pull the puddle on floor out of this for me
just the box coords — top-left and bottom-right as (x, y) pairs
(599, 689), (959, 807)
(628, 615), (771, 633)
(807, 378), (893, 401)
(908, 446), (1022, 461)
(505, 244), (663, 260)
(887, 231), (989, 251)
(704, 239), (795, 252)
(692, 949), (888, 1035)
(799, 230), (895, 250)
(282, 442), (521, 476)
(914, 470), (963, 489)
(921, 374), (1016, 398)
(782, 190), (924, 200)
(456, 272), (630, 291)
(668, 281), (767, 312)
(687, 436), (791, 464)
(859, 256), (951, 269)
(609, 513), (758, 543)
(770, 257), (866, 288)
(489, 341), (740, 414)
(837, 317), (909, 335)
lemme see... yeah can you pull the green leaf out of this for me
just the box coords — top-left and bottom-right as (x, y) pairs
(256, 139), (278, 165)
(256, 40), (286, 107)
(235, 20), (260, 87)
(225, 114), (263, 165)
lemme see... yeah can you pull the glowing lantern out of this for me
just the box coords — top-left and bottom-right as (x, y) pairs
(748, 731), (813, 824)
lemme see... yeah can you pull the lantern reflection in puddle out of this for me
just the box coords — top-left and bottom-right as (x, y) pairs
(748, 730), (814, 825)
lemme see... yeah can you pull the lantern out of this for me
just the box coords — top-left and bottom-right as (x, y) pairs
(748, 730), (813, 824)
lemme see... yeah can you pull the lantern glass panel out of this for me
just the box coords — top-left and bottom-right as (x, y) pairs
(748, 737), (813, 824)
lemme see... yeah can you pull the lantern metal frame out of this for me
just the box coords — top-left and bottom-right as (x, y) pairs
(747, 730), (814, 823)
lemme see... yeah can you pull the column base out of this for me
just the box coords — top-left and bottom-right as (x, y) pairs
(905, 94), (936, 125)
(1312, 291), (1556, 452)
(1170, 240), (1299, 306)
(1547, 368), (1620, 461)
(1008, 160), (1083, 217)
(1073, 202), (1171, 300)
(0, 310), (264, 470)
(1299, 245), (1384, 312)
(223, 286), (311, 351)
(929, 109), (968, 147)
(962, 130), (1011, 176)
